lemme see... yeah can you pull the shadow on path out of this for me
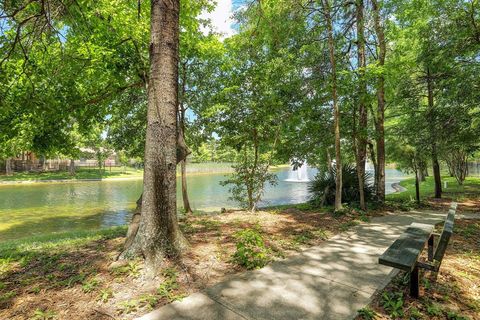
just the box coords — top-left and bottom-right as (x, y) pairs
(139, 210), (447, 320)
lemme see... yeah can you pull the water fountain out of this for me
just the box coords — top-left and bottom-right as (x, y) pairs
(285, 162), (310, 182)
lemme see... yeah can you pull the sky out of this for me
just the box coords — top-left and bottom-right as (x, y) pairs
(200, 0), (246, 38)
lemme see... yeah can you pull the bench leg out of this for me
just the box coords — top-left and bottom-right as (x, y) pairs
(410, 265), (419, 298)
(428, 234), (434, 262)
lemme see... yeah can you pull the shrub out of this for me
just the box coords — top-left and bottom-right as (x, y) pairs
(382, 291), (404, 319)
(221, 156), (277, 211)
(233, 229), (270, 269)
(357, 307), (376, 320)
(309, 164), (375, 207)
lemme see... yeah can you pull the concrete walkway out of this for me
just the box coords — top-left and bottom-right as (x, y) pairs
(138, 210), (450, 320)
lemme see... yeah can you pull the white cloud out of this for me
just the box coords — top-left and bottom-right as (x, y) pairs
(200, 0), (235, 38)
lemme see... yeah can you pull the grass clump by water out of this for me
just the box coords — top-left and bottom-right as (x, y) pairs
(0, 227), (126, 267)
(0, 167), (143, 182)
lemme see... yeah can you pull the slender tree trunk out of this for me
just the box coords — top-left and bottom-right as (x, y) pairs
(372, 0), (386, 203)
(119, 0), (187, 274)
(418, 167), (425, 182)
(181, 159), (193, 215)
(249, 129), (259, 212)
(323, 0), (342, 211)
(178, 63), (193, 215)
(69, 159), (75, 176)
(446, 160), (455, 177)
(39, 155), (46, 171)
(326, 148), (332, 170)
(355, 0), (367, 210)
(427, 67), (442, 198)
(368, 141), (378, 191)
(415, 166), (420, 204)
(5, 158), (12, 176)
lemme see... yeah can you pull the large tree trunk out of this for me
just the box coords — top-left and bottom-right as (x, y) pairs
(427, 67), (442, 198)
(355, 0), (367, 210)
(372, 0), (386, 203)
(323, 0), (342, 211)
(5, 158), (12, 176)
(119, 0), (187, 274)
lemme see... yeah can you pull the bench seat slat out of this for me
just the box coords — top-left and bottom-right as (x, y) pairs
(379, 223), (434, 271)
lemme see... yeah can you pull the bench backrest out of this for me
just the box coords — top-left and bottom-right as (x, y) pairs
(433, 202), (457, 265)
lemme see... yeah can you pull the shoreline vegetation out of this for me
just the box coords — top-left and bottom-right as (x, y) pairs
(0, 176), (478, 319)
(0, 163), (292, 185)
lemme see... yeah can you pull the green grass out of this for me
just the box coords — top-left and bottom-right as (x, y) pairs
(387, 176), (480, 202)
(0, 227), (126, 263)
(0, 167), (142, 182)
(0, 162), (293, 183)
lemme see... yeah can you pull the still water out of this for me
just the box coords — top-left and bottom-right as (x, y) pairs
(0, 168), (407, 241)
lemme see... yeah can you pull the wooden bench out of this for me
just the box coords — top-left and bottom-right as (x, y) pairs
(379, 202), (457, 298)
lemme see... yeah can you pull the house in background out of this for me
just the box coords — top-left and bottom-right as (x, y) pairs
(1, 149), (119, 174)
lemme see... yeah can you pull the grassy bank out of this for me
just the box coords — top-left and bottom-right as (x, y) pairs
(0, 167), (143, 182)
(0, 163), (292, 183)
(387, 176), (480, 203)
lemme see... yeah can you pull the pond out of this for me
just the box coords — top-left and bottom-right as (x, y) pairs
(0, 167), (408, 241)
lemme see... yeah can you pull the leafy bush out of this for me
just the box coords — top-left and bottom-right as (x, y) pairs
(426, 303), (442, 316)
(408, 307), (422, 320)
(446, 310), (469, 320)
(357, 307), (376, 320)
(309, 164), (375, 207)
(233, 229), (271, 269)
(221, 159), (277, 211)
(382, 291), (404, 319)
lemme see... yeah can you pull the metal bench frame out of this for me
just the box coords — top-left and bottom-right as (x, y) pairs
(379, 202), (457, 298)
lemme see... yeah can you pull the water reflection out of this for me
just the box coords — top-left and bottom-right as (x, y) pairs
(0, 168), (408, 241)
